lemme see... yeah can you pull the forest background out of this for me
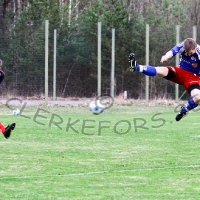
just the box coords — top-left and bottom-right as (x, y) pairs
(0, 0), (199, 99)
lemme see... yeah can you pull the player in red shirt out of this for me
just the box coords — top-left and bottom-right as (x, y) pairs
(0, 59), (15, 139)
(129, 38), (200, 121)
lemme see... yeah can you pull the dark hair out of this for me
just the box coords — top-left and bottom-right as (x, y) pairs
(183, 38), (196, 52)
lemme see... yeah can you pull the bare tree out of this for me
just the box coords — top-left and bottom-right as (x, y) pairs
(0, 1), (3, 30)
(186, 0), (200, 42)
(68, 0), (72, 26)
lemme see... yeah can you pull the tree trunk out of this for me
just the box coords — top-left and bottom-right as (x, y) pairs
(68, 0), (72, 26)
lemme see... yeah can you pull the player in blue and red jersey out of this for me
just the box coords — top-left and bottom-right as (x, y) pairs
(0, 59), (16, 139)
(129, 38), (200, 121)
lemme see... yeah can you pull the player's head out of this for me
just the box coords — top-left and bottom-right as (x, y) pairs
(0, 59), (2, 67)
(183, 38), (197, 56)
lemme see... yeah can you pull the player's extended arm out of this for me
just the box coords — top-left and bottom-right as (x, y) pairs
(160, 50), (173, 63)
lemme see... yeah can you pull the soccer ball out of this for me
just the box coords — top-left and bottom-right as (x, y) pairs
(89, 100), (105, 115)
(13, 109), (20, 116)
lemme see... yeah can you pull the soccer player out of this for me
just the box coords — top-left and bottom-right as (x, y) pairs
(0, 59), (15, 139)
(129, 38), (200, 121)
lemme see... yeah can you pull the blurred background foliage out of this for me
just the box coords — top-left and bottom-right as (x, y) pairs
(0, 0), (198, 99)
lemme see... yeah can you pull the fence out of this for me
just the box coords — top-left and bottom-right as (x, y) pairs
(0, 20), (197, 101)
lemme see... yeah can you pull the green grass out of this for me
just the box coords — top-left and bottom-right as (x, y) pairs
(1, 103), (200, 199)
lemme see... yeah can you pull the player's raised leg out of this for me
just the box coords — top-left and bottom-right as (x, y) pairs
(128, 52), (169, 77)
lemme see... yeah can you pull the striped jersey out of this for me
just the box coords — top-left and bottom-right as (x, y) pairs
(171, 41), (200, 74)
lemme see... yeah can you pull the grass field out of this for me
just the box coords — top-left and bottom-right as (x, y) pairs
(1, 101), (200, 199)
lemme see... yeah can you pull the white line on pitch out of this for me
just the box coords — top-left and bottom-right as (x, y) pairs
(0, 164), (200, 180)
